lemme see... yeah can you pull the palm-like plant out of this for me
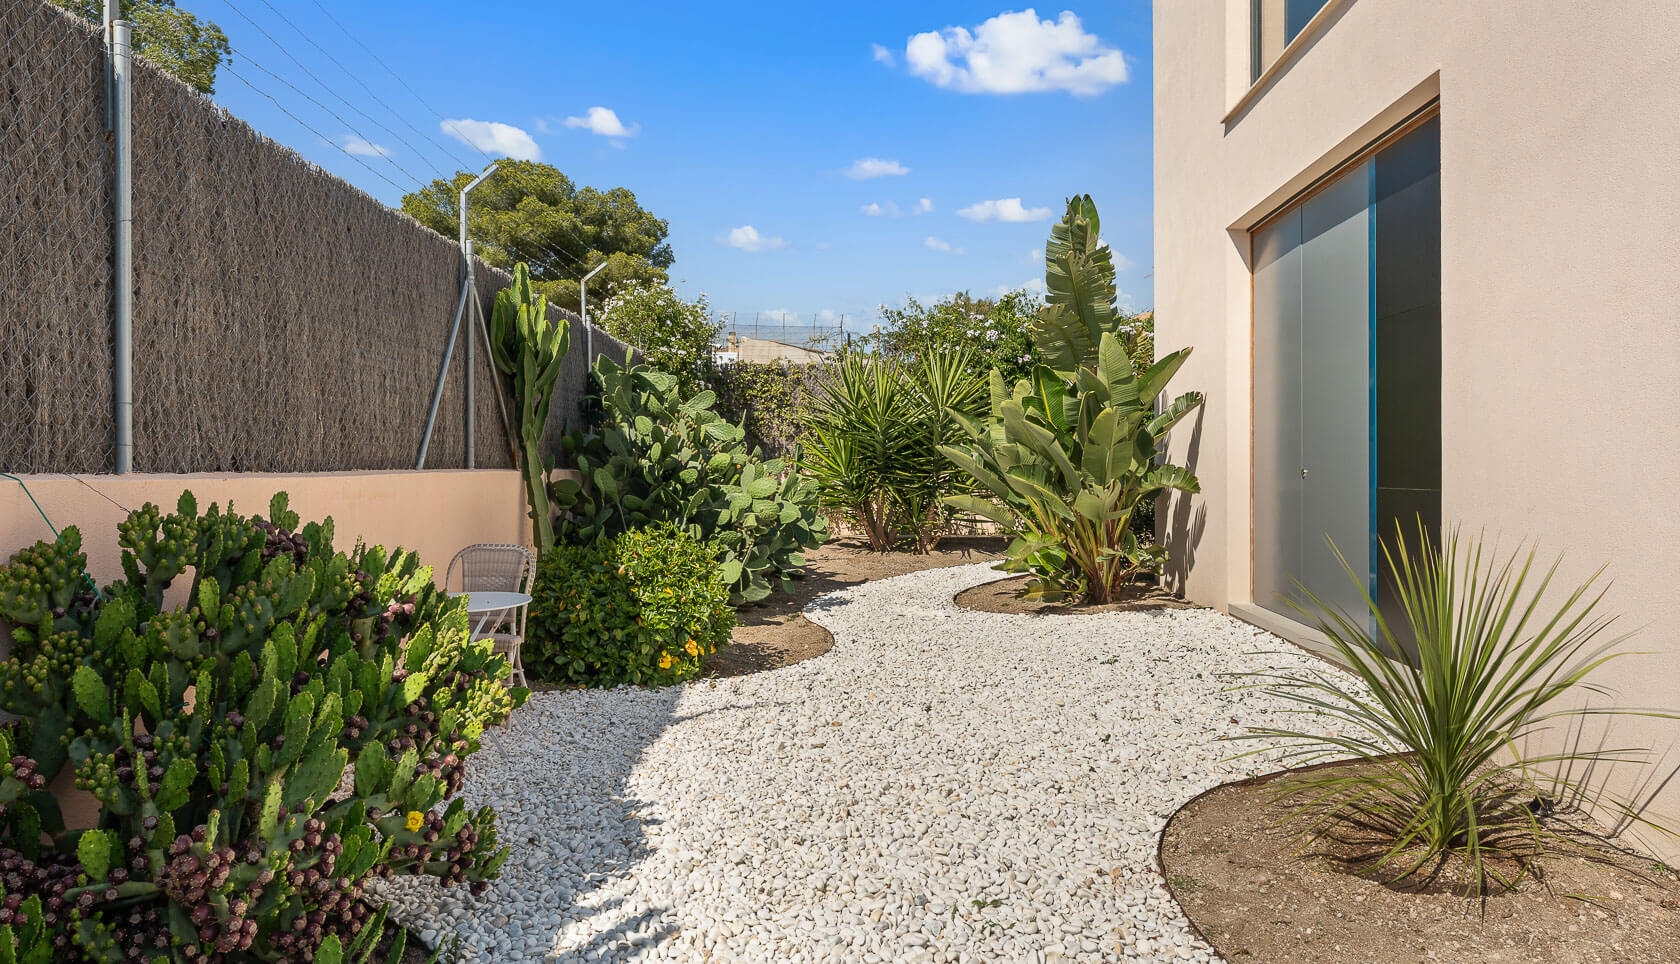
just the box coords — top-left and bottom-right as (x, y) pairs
(802, 350), (986, 552)
(1241, 522), (1673, 894)
(940, 334), (1201, 600)
(489, 262), (569, 551)
(936, 195), (1203, 601)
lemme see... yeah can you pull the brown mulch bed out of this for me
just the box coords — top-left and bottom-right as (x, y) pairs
(1159, 762), (1680, 963)
(701, 536), (1008, 678)
(953, 573), (1195, 615)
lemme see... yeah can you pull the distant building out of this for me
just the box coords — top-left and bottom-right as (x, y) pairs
(713, 332), (827, 366)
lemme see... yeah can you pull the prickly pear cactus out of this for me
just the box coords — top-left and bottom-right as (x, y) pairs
(0, 491), (525, 962)
(552, 354), (828, 602)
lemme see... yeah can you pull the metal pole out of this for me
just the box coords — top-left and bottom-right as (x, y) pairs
(458, 163), (496, 468)
(418, 162), (496, 468)
(416, 285), (471, 468)
(579, 261), (607, 363)
(110, 17), (134, 474)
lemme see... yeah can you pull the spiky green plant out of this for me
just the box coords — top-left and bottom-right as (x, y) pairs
(489, 262), (570, 552)
(1240, 522), (1674, 895)
(801, 350), (986, 553)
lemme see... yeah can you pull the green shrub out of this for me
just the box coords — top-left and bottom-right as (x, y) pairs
(940, 196), (1203, 602)
(552, 354), (828, 602)
(1240, 522), (1676, 895)
(802, 350), (987, 553)
(595, 282), (722, 394)
(0, 492), (522, 962)
(709, 360), (818, 458)
(527, 525), (734, 686)
(869, 290), (1044, 388)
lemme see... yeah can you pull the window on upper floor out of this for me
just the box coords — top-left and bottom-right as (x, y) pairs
(1252, 0), (1331, 82)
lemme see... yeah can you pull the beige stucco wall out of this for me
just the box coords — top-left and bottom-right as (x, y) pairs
(1155, 0), (1680, 857)
(0, 471), (529, 588)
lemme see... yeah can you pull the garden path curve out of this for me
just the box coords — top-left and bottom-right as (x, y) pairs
(374, 564), (1337, 963)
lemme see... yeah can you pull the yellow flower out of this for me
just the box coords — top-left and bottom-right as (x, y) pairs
(405, 810), (424, 832)
(684, 639), (699, 656)
(658, 654), (675, 670)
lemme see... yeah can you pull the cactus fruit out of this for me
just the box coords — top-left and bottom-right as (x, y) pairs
(0, 491), (526, 961)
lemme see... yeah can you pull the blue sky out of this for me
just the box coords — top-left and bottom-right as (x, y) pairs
(206, 2), (1154, 331)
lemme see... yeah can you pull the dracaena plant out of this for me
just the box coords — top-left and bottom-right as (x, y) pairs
(801, 349), (987, 553)
(490, 262), (570, 552)
(938, 195), (1204, 601)
(1238, 522), (1677, 896)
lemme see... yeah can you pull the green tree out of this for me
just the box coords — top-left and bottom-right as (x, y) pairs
(53, 0), (230, 95)
(870, 290), (1043, 387)
(401, 161), (674, 313)
(596, 282), (721, 391)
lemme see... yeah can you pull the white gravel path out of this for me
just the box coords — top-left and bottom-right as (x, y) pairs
(372, 563), (1341, 963)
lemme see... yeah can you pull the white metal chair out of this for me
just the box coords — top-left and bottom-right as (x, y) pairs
(445, 543), (536, 687)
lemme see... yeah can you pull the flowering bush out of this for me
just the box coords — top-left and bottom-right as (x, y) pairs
(595, 282), (722, 392)
(527, 525), (734, 687)
(870, 291), (1041, 386)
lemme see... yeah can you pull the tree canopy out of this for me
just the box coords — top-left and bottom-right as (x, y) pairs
(596, 283), (721, 392)
(53, 0), (230, 95)
(401, 161), (673, 314)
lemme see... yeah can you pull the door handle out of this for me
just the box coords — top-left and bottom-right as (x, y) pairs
(1300, 468), (1309, 478)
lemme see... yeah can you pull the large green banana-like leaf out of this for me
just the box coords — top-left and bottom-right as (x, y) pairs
(1141, 463), (1200, 495)
(1148, 390), (1205, 437)
(1138, 347), (1192, 406)
(1001, 402), (1080, 490)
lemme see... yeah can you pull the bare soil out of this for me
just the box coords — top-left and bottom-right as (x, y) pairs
(953, 573), (1194, 615)
(702, 536), (1008, 678)
(1159, 762), (1680, 963)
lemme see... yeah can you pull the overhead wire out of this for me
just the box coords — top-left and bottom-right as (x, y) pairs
(213, 1), (443, 192)
(217, 0), (606, 285)
(219, 62), (416, 197)
(227, 0), (476, 175)
(303, 0), (497, 166)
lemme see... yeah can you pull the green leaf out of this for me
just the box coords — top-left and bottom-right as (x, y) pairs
(76, 829), (113, 881)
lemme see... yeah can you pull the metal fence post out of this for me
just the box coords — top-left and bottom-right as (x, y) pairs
(108, 13), (134, 474)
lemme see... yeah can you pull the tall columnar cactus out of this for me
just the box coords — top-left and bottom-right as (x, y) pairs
(0, 491), (525, 962)
(490, 263), (570, 552)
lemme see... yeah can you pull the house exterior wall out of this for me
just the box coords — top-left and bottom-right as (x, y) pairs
(1155, 0), (1680, 857)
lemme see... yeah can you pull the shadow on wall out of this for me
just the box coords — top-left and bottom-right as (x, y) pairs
(1536, 709), (1680, 857)
(1162, 405), (1208, 598)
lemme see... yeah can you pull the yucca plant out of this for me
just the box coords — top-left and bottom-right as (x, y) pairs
(1240, 521), (1673, 895)
(489, 262), (570, 552)
(937, 195), (1203, 600)
(801, 350), (986, 552)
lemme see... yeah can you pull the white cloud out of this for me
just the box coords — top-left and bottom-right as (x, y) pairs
(924, 236), (964, 254)
(914, 197), (934, 214)
(1025, 245), (1044, 265)
(905, 9), (1128, 96)
(723, 225), (785, 253)
(861, 201), (902, 217)
(564, 106), (639, 139)
(957, 197), (1052, 223)
(846, 157), (910, 179)
(1111, 250), (1135, 273)
(990, 276), (1049, 298)
(441, 119), (542, 160)
(871, 43), (896, 66)
(341, 134), (390, 157)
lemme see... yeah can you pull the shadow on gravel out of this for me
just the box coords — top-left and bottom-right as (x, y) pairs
(460, 686), (685, 963)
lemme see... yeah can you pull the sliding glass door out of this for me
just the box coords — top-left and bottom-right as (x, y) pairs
(1252, 116), (1440, 641)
